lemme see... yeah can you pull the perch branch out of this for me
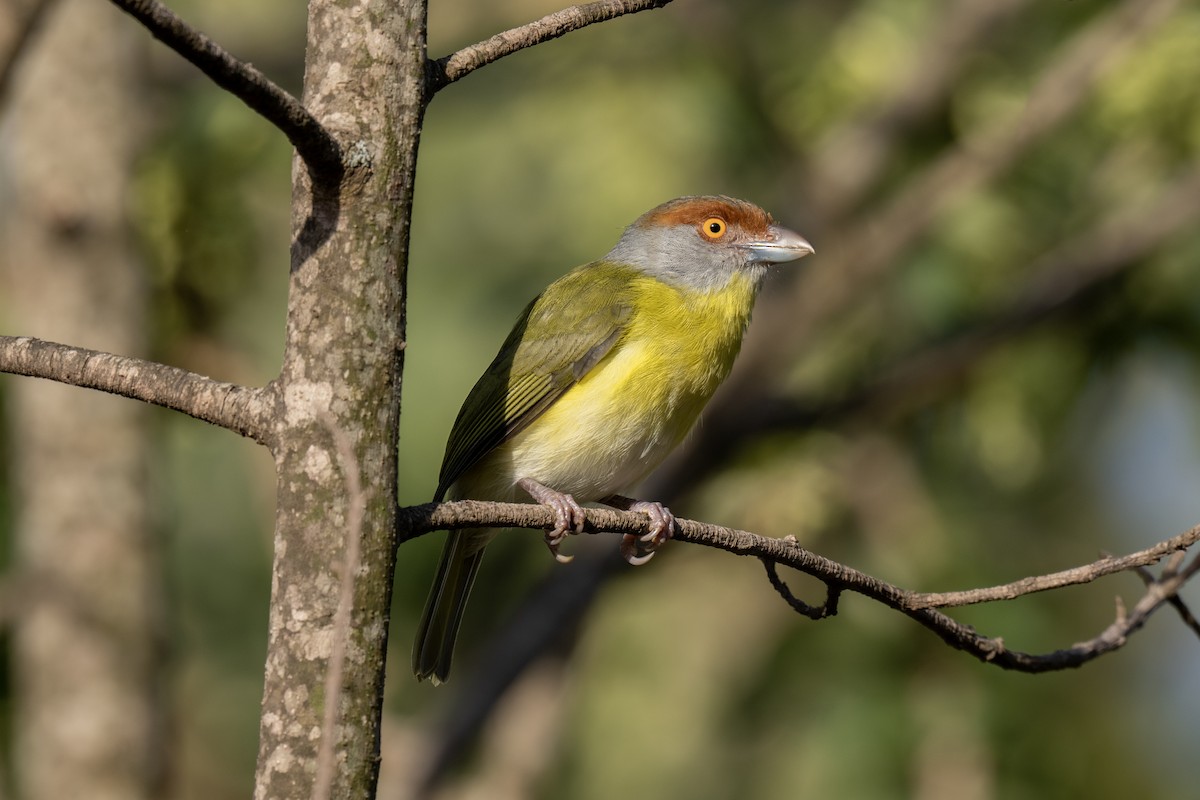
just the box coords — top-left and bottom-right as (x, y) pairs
(396, 500), (1200, 673)
(427, 0), (673, 93)
(107, 0), (341, 179)
(0, 336), (274, 445)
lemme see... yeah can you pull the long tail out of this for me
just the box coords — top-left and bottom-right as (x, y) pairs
(412, 529), (488, 684)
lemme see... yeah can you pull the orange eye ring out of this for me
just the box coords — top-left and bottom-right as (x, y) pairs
(701, 217), (727, 239)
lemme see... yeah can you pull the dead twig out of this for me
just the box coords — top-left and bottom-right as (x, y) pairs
(760, 552), (841, 621)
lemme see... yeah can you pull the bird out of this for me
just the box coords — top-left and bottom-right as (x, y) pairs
(413, 195), (814, 684)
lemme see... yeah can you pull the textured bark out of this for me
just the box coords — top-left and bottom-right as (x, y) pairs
(0, 1), (161, 798)
(0, 336), (272, 442)
(252, 0), (426, 797)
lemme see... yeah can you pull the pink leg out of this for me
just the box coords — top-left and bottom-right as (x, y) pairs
(518, 477), (586, 564)
(601, 495), (676, 566)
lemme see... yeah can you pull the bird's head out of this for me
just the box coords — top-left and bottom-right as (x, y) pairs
(605, 195), (814, 291)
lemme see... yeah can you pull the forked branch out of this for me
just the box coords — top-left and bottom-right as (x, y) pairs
(396, 500), (1200, 673)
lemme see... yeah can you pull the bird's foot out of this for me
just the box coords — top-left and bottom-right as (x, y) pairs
(602, 496), (676, 566)
(620, 501), (676, 565)
(517, 478), (585, 564)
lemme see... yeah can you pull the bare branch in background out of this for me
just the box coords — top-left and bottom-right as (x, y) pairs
(0, 336), (274, 444)
(427, 0), (674, 92)
(107, 0), (342, 180)
(742, 0), (1181, 385)
(809, 0), (1033, 222)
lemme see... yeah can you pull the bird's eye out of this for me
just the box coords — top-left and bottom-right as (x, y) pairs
(701, 218), (727, 239)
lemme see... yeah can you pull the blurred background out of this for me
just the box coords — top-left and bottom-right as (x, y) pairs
(2, 0), (1199, 797)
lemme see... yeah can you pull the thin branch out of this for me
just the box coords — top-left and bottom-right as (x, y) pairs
(0, 336), (274, 445)
(396, 500), (1200, 673)
(760, 553), (841, 620)
(108, 0), (341, 180)
(427, 0), (673, 93)
(908, 555), (1200, 672)
(1133, 556), (1200, 640)
(907, 524), (1200, 609)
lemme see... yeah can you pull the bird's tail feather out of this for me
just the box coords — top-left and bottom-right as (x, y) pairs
(412, 530), (487, 684)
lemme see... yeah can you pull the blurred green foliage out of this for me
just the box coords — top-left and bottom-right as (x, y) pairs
(3, 0), (1200, 798)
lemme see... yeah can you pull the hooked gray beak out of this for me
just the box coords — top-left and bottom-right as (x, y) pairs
(741, 224), (815, 264)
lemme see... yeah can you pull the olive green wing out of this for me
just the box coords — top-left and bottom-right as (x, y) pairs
(435, 264), (637, 499)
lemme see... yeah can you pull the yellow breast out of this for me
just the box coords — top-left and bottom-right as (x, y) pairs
(487, 272), (759, 500)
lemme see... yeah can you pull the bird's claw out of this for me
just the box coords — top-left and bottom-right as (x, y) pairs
(518, 478), (585, 564)
(620, 501), (676, 566)
(545, 528), (576, 564)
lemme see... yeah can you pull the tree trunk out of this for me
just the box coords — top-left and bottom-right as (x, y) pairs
(0, 1), (161, 798)
(253, 0), (426, 797)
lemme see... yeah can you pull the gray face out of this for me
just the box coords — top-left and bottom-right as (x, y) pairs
(604, 217), (814, 293)
(604, 221), (760, 292)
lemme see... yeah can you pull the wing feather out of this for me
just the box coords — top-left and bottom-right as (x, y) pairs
(435, 263), (636, 498)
